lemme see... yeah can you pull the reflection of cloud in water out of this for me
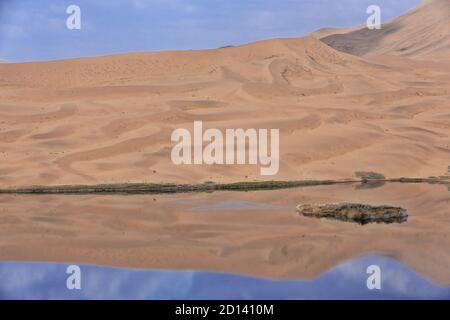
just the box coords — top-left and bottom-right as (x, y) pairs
(333, 256), (437, 297)
(83, 270), (195, 300)
(0, 255), (449, 300)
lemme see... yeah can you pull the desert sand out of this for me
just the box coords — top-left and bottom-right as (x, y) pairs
(0, 0), (449, 188)
(0, 0), (449, 286)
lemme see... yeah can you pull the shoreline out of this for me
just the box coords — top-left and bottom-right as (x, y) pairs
(0, 177), (448, 195)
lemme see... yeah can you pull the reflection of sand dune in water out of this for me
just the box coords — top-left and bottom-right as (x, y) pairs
(0, 183), (449, 285)
(0, 1), (449, 187)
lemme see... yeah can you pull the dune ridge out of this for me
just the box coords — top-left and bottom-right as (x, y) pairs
(321, 0), (450, 59)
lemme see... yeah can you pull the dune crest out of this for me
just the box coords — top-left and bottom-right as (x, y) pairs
(321, 0), (450, 59)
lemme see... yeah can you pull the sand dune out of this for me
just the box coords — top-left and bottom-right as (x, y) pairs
(321, 0), (450, 59)
(311, 25), (363, 40)
(0, 0), (449, 189)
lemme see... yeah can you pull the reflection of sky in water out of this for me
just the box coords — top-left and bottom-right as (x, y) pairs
(0, 255), (449, 300)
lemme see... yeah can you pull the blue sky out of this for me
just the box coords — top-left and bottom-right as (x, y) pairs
(0, 0), (421, 62)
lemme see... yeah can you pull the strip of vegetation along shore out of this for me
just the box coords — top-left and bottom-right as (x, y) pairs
(0, 177), (448, 195)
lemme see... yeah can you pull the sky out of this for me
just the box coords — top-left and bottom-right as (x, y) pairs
(0, 0), (421, 62)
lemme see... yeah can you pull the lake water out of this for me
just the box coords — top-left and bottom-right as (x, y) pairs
(0, 182), (449, 299)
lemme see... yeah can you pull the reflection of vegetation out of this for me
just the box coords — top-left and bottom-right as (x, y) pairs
(392, 177), (450, 184)
(355, 180), (385, 190)
(0, 176), (448, 195)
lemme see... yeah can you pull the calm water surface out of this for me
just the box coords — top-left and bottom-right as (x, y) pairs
(0, 182), (449, 299)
